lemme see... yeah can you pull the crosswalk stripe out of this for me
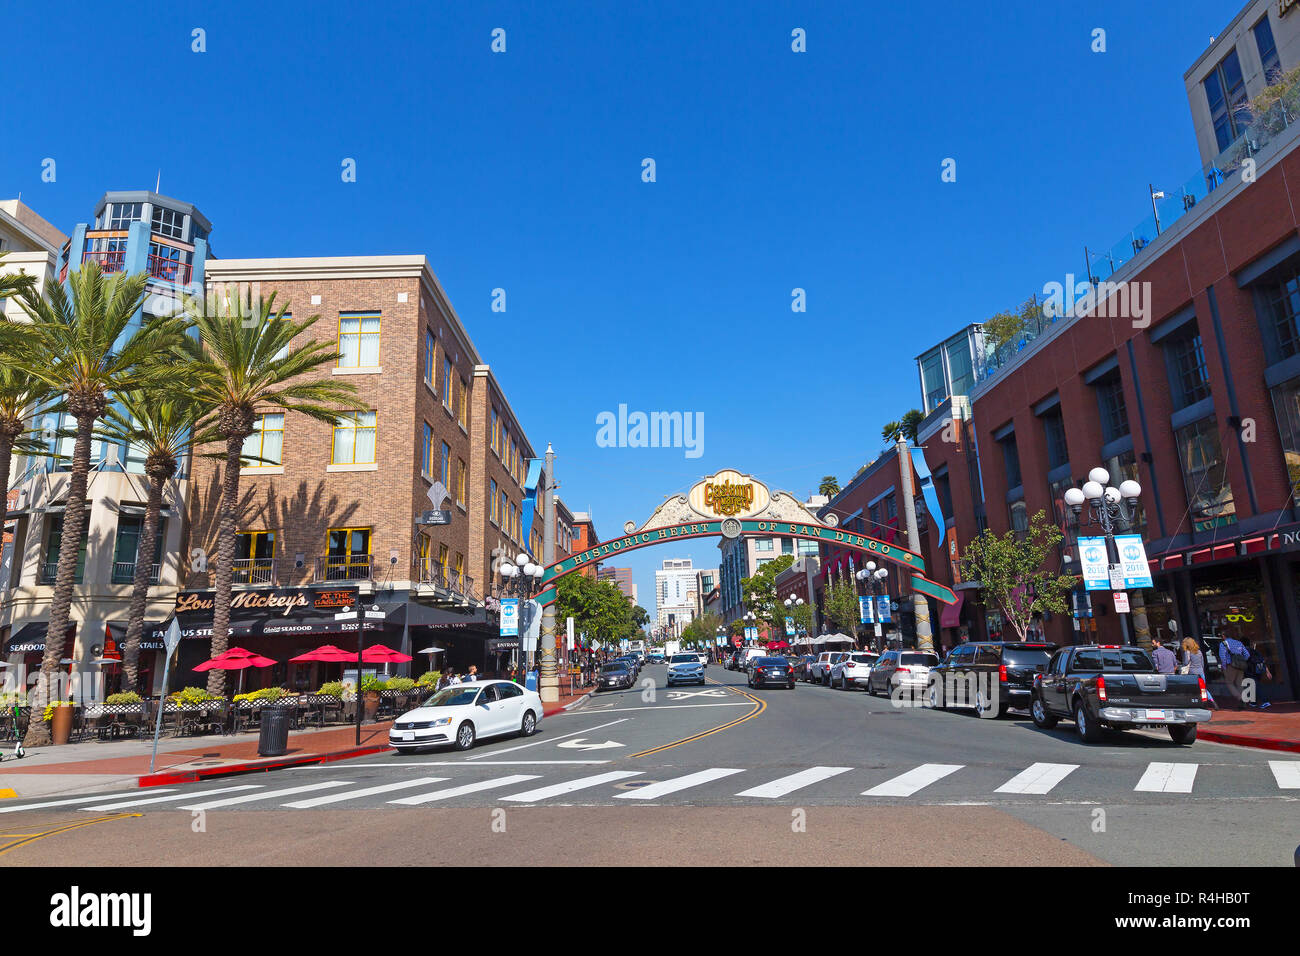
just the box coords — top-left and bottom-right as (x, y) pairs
(994, 763), (1079, 795)
(500, 771), (642, 802)
(388, 775), (541, 805)
(179, 781), (351, 810)
(82, 786), (261, 811)
(863, 764), (963, 797)
(614, 768), (744, 800)
(1268, 761), (1300, 789)
(1135, 762), (1198, 793)
(282, 778), (449, 808)
(736, 766), (853, 798)
(0, 790), (176, 814)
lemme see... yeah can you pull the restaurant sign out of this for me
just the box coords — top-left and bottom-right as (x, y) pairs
(169, 586), (366, 638)
(688, 469), (770, 519)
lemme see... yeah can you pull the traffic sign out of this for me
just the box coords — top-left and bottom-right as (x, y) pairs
(1113, 591), (1130, 613)
(164, 618), (182, 655)
(1108, 565), (1125, 591)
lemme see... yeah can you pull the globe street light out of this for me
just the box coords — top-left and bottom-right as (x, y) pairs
(1064, 466), (1145, 645)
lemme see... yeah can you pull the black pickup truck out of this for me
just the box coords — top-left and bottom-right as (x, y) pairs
(1030, 644), (1212, 745)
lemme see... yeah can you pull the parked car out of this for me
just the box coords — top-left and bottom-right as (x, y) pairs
(831, 651), (879, 690)
(724, 651), (742, 671)
(791, 654), (818, 681)
(693, 652), (709, 668)
(867, 650), (941, 697)
(666, 653), (706, 686)
(614, 655), (641, 678)
(810, 651), (845, 685)
(747, 656), (795, 689)
(389, 679), (543, 753)
(1031, 644), (1211, 744)
(597, 662), (635, 691)
(927, 642), (1053, 717)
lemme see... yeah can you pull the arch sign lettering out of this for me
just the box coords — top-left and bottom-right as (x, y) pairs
(534, 469), (957, 608)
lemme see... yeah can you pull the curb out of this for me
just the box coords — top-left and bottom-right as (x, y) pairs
(1199, 730), (1300, 753)
(543, 688), (595, 717)
(138, 742), (392, 788)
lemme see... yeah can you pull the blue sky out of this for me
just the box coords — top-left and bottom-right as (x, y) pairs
(3, 0), (1235, 615)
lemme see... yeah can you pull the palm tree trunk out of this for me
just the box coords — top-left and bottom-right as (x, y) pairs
(24, 416), (94, 748)
(207, 436), (244, 698)
(122, 474), (165, 692)
(0, 432), (12, 548)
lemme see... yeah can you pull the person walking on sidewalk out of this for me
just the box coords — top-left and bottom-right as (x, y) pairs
(1219, 633), (1251, 708)
(1180, 637), (1216, 709)
(1151, 637), (1178, 675)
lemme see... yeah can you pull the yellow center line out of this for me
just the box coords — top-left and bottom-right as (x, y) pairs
(631, 675), (766, 757)
(0, 813), (140, 858)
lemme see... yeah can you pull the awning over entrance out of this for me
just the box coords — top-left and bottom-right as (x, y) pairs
(939, 591), (965, 629)
(105, 621), (175, 652)
(3, 622), (75, 655)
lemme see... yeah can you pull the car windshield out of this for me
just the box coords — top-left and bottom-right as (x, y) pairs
(900, 653), (940, 666)
(425, 686), (480, 707)
(670, 655), (699, 663)
(602, 664), (628, 673)
(756, 657), (785, 665)
(1072, 648), (1153, 671)
(1002, 648), (1052, 668)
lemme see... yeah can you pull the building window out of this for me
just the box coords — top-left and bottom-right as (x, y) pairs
(1096, 374), (1130, 443)
(418, 534), (431, 576)
(332, 411), (376, 464)
(337, 313), (380, 368)
(490, 479), (499, 525)
(781, 537), (793, 554)
(1262, 266), (1300, 360)
(1175, 417), (1237, 532)
(424, 330), (435, 389)
(920, 350), (946, 411)
(1042, 408), (1069, 470)
(42, 514), (87, 584)
(108, 202), (142, 229)
(457, 458), (467, 506)
(1166, 330), (1212, 408)
(946, 338), (973, 397)
(999, 432), (1022, 488)
(457, 377), (468, 428)
(438, 543), (450, 578)
(422, 423), (433, 477)
(1203, 48), (1249, 153)
(1008, 498), (1029, 536)
(242, 413), (284, 466)
(885, 493), (898, 520)
(443, 358), (453, 410)
(869, 504), (880, 529)
(756, 538), (773, 552)
(440, 441), (451, 486)
(234, 530), (275, 584)
(111, 516), (164, 585)
(1254, 16), (1281, 86)
(490, 407), (500, 455)
(147, 242), (187, 283)
(326, 528), (371, 578)
(1270, 377), (1300, 511)
(151, 206), (184, 239)
(499, 490), (509, 535)
(455, 552), (465, 583)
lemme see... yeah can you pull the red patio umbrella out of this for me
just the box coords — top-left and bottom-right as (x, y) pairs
(193, 647), (276, 695)
(290, 644), (356, 662)
(361, 644), (412, 664)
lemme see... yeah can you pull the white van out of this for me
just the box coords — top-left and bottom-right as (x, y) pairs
(742, 647), (769, 670)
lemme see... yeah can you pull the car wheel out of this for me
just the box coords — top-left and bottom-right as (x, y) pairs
(454, 721), (476, 751)
(976, 689), (997, 718)
(1075, 702), (1102, 742)
(520, 710), (537, 738)
(1168, 724), (1197, 745)
(1031, 697), (1058, 729)
(928, 682), (945, 710)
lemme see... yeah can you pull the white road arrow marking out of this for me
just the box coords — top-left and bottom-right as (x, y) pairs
(556, 738), (624, 751)
(666, 689), (728, 700)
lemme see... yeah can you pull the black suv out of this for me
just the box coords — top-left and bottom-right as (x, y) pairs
(928, 642), (1054, 718)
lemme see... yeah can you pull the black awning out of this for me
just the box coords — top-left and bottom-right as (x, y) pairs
(105, 621), (175, 652)
(3, 622), (75, 655)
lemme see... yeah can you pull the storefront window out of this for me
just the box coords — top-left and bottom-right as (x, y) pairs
(1174, 417), (1237, 533)
(1192, 567), (1290, 699)
(1103, 449), (1147, 538)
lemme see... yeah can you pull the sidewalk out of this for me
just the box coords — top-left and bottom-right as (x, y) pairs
(0, 683), (595, 800)
(1199, 702), (1300, 752)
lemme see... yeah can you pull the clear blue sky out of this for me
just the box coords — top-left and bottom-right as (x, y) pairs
(3, 0), (1234, 615)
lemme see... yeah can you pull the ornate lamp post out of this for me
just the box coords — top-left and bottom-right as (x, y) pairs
(498, 550), (545, 669)
(1063, 466), (1144, 645)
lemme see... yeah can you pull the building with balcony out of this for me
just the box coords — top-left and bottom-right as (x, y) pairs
(173, 255), (544, 686)
(2, 193), (205, 696)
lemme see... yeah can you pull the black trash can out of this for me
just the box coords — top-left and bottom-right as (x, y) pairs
(258, 707), (291, 757)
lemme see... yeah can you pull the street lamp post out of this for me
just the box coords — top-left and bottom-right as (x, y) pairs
(498, 550), (545, 670)
(1063, 467), (1144, 646)
(783, 595), (806, 648)
(856, 562), (889, 648)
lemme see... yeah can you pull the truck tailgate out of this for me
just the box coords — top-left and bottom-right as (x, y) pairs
(1104, 673), (1202, 708)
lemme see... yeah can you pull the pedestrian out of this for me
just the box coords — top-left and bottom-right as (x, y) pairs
(1244, 641), (1273, 709)
(1151, 637), (1177, 675)
(1178, 636), (1215, 708)
(465, 665), (478, 682)
(1218, 632), (1250, 708)
(447, 670), (461, 686)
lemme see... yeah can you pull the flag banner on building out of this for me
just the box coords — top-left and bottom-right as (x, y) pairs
(1114, 534), (1153, 589)
(859, 596), (875, 624)
(1078, 537), (1109, 591)
(876, 595), (892, 623)
(499, 598), (519, 636)
(785, 616), (795, 636)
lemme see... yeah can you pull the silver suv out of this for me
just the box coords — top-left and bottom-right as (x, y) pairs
(666, 653), (706, 687)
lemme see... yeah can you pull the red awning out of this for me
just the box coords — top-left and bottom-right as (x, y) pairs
(940, 591), (965, 629)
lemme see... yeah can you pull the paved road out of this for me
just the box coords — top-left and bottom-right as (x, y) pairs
(1, 665), (1295, 865)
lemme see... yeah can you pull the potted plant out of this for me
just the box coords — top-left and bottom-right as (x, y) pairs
(44, 700), (78, 745)
(359, 675), (386, 720)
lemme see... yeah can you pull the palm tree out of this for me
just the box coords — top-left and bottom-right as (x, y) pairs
(880, 421), (903, 442)
(0, 252), (37, 300)
(818, 475), (840, 498)
(901, 408), (925, 444)
(10, 264), (186, 747)
(97, 391), (203, 691)
(181, 292), (361, 696)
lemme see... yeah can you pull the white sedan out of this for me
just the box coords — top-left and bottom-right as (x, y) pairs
(389, 680), (544, 753)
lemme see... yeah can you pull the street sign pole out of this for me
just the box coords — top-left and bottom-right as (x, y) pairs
(149, 619), (183, 774)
